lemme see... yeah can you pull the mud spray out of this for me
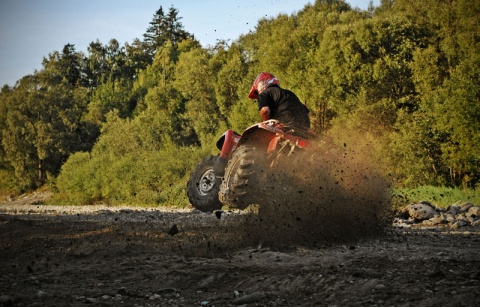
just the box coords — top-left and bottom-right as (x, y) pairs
(240, 130), (392, 248)
(175, 130), (392, 256)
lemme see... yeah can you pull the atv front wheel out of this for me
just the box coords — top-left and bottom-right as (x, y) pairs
(187, 156), (223, 212)
(219, 145), (266, 209)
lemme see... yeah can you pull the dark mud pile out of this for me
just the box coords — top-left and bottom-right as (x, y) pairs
(239, 136), (391, 248)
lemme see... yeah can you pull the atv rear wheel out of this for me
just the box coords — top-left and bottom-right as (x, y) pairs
(219, 145), (266, 209)
(187, 156), (223, 212)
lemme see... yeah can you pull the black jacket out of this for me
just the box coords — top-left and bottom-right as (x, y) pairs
(257, 85), (310, 128)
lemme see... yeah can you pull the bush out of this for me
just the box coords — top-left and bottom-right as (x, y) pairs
(391, 185), (480, 209)
(55, 144), (211, 207)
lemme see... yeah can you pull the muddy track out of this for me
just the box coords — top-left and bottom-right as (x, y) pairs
(1, 205), (479, 307)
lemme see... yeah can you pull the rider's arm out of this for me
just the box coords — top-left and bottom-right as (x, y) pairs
(259, 107), (271, 121)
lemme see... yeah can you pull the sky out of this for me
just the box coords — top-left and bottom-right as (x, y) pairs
(0, 0), (377, 87)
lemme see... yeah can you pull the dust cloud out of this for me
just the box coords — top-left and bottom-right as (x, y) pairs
(174, 130), (392, 256)
(242, 131), (392, 248)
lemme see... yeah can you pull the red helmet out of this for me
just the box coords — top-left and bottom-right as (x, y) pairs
(248, 72), (280, 99)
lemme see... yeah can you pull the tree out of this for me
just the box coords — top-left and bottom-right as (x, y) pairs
(296, 2), (362, 131)
(431, 57), (480, 187)
(2, 75), (85, 187)
(85, 79), (134, 126)
(125, 38), (151, 73)
(86, 40), (107, 87)
(1, 45), (92, 189)
(211, 43), (248, 122)
(42, 44), (86, 87)
(174, 46), (223, 146)
(1, 78), (39, 188)
(143, 6), (193, 61)
(0, 85), (19, 192)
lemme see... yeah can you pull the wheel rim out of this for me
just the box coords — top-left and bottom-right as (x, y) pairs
(196, 168), (216, 196)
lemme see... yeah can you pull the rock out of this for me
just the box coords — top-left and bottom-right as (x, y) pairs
(467, 206), (480, 218)
(422, 220), (435, 226)
(471, 220), (480, 227)
(451, 220), (469, 229)
(445, 213), (456, 223)
(396, 223), (412, 228)
(374, 284), (386, 290)
(460, 202), (474, 212)
(149, 294), (162, 300)
(394, 203), (480, 228)
(85, 297), (98, 304)
(168, 224), (179, 236)
(394, 217), (413, 225)
(446, 205), (460, 216)
(232, 292), (266, 305)
(456, 213), (468, 222)
(467, 216), (476, 224)
(406, 203), (438, 220)
(429, 216), (448, 225)
(157, 288), (177, 295)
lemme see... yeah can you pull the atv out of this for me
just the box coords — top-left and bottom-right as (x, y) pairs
(187, 120), (322, 213)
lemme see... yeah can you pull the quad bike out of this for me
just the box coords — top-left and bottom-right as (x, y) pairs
(187, 120), (324, 213)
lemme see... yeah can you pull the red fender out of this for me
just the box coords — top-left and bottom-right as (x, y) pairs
(219, 129), (240, 159)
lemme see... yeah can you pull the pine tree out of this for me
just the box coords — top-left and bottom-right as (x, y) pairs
(143, 6), (192, 61)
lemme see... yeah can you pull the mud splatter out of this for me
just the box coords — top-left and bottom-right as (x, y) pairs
(242, 133), (392, 248)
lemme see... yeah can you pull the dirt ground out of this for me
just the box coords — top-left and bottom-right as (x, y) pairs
(1, 194), (479, 307)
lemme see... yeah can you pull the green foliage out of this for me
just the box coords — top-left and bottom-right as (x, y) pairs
(385, 109), (443, 187)
(0, 86), (16, 193)
(431, 56), (480, 187)
(1, 74), (88, 189)
(392, 186), (480, 210)
(173, 47), (224, 146)
(2, 2), (479, 207)
(86, 79), (134, 126)
(55, 128), (210, 206)
(228, 99), (259, 132)
(213, 44), (248, 122)
(143, 6), (194, 62)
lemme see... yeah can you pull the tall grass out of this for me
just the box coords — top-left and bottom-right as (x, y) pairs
(391, 186), (479, 209)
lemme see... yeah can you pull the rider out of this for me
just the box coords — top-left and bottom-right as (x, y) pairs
(248, 72), (310, 129)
